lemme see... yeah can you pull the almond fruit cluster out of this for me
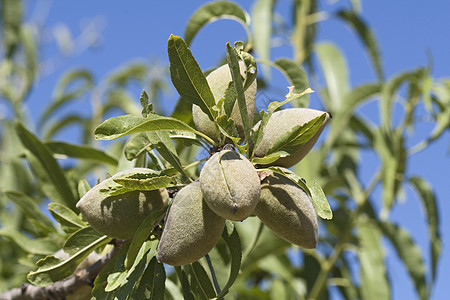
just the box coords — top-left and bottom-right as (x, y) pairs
(157, 63), (329, 266)
(77, 62), (329, 267)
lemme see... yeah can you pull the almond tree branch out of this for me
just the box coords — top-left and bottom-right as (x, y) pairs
(0, 240), (124, 300)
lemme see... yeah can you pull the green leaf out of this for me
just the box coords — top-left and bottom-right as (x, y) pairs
(92, 243), (130, 300)
(146, 131), (188, 178)
(48, 202), (88, 233)
(45, 141), (118, 166)
(133, 256), (166, 300)
(175, 266), (195, 300)
(226, 43), (251, 143)
(171, 96), (193, 125)
(380, 222), (428, 300)
(20, 25), (38, 84)
(77, 179), (91, 198)
(315, 42), (349, 111)
(107, 172), (176, 196)
(42, 114), (86, 140)
(251, 151), (288, 165)
(0, 228), (59, 255)
(267, 87), (314, 112)
(215, 221), (242, 299)
(266, 166), (332, 219)
(184, 1), (250, 46)
(4, 190), (54, 230)
(94, 114), (214, 145)
(374, 128), (406, 215)
(124, 133), (150, 161)
(15, 121), (76, 207)
(307, 181), (333, 220)
(409, 176), (441, 282)
(357, 218), (390, 300)
(38, 69), (93, 128)
(326, 83), (381, 148)
(239, 218), (289, 270)
(252, 0), (274, 79)
(380, 69), (426, 128)
(168, 35), (216, 121)
(165, 279), (184, 300)
(337, 10), (383, 80)
(223, 81), (237, 118)
(266, 113), (326, 155)
(251, 110), (273, 156)
(189, 261), (217, 299)
(27, 227), (110, 286)
(140, 90), (153, 118)
(125, 207), (167, 269)
(215, 115), (241, 146)
(274, 58), (310, 106)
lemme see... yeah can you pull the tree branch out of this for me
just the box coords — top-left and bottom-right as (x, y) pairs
(0, 241), (123, 300)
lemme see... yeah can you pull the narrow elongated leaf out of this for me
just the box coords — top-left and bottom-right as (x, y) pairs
(4, 190), (54, 229)
(189, 261), (217, 299)
(380, 222), (428, 300)
(124, 133), (150, 160)
(315, 43), (349, 111)
(267, 87), (314, 113)
(252, 151), (287, 165)
(327, 83), (381, 148)
(252, 0), (274, 78)
(92, 243), (130, 300)
(357, 218), (390, 300)
(109, 241), (157, 297)
(94, 114), (214, 144)
(78, 179), (91, 198)
(39, 69), (93, 127)
(21, 25), (38, 83)
(184, 1), (250, 46)
(267, 113), (326, 155)
(168, 35), (216, 121)
(27, 227), (110, 286)
(227, 43), (251, 143)
(46, 141), (118, 166)
(266, 166), (332, 219)
(15, 121), (76, 206)
(337, 10), (383, 80)
(42, 114), (86, 140)
(107, 173), (176, 197)
(274, 58), (309, 106)
(175, 266), (195, 300)
(380, 69), (425, 128)
(0, 229), (59, 255)
(215, 221), (242, 299)
(48, 202), (88, 233)
(308, 181), (333, 219)
(133, 256), (166, 300)
(125, 208), (167, 269)
(165, 279), (184, 300)
(409, 176), (441, 282)
(146, 131), (188, 178)
(374, 128), (406, 215)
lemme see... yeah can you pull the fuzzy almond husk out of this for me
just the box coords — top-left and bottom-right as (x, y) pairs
(76, 168), (169, 239)
(199, 150), (260, 221)
(192, 61), (257, 141)
(254, 171), (318, 248)
(254, 108), (330, 168)
(157, 182), (225, 266)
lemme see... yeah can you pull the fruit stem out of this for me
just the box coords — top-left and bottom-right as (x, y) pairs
(205, 254), (222, 296)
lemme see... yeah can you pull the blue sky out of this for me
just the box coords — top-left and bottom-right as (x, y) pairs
(22, 0), (449, 299)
